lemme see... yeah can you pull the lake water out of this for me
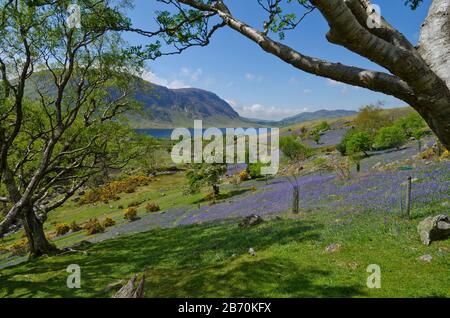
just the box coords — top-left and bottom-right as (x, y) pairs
(136, 128), (265, 139)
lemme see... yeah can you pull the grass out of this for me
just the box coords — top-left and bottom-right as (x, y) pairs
(0, 205), (448, 298)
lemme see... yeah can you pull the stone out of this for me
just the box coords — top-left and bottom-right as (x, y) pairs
(239, 214), (264, 228)
(417, 215), (450, 246)
(418, 254), (433, 263)
(325, 243), (341, 253)
(248, 248), (256, 256)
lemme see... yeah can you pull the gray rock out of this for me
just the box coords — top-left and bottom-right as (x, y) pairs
(417, 215), (450, 246)
(325, 243), (341, 253)
(239, 214), (264, 228)
(418, 254), (433, 263)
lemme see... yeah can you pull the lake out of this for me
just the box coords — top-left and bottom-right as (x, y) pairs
(136, 128), (266, 139)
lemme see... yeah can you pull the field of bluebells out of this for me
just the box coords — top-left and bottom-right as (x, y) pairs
(91, 159), (450, 242)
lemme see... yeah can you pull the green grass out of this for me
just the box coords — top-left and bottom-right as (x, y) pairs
(1, 206), (448, 298)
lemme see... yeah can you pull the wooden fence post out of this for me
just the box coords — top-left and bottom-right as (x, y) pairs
(292, 186), (299, 214)
(406, 176), (412, 219)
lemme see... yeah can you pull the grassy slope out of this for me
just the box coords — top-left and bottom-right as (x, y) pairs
(0, 200), (448, 298)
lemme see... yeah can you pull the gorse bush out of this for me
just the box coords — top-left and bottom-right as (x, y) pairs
(79, 176), (152, 205)
(145, 202), (160, 213)
(102, 217), (116, 228)
(69, 221), (82, 233)
(55, 223), (70, 236)
(239, 170), (250, 182)
(84, 219), (105, 235)
(124, 207), (138, 221)
(9, 239), (29, 256)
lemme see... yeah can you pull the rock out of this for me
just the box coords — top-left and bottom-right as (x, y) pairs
(325, 243), (341, 253)
(239, 214), (264, 228)
(418, 254), (433, 263)
(417, 215), (450, 246)
(248, 248), (256, 256)
(113, 274), (145, 298)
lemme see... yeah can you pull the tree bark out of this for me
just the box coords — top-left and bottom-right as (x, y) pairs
(21, 207), (58, 258)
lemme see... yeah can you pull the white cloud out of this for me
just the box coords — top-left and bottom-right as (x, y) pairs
(245, 73), (264, 82)
(180, 67), (203, 81)
(141, 70), (190, 89)
(229, 100), (307, 121)
(326, 78), (344, 86)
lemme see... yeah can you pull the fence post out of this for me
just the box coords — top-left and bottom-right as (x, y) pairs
(406, 176), (412, 219)
(292, 186), (299, 214)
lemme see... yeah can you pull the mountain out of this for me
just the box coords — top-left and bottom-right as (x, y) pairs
(24, 72), (356, 128)
(276, 109), (357, 126)
(129, 78), (252, 128)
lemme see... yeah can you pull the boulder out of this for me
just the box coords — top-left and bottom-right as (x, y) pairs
(325, 243), (341, 253)
(418, 254), (433, 263)
(239, 214), (264, 228)
(113, 274), (145, 298)
(417, 215), (450, 246)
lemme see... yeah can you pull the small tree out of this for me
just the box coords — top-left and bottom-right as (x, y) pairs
(280, 136), (313, 213)
(374, 126), (407, 150)
(395, 112), (427, 150)
(354, 104), (392, 137)
(316, 121), (330, 132)
(345, 132), (372, 172)
(186, 163), (227, 202)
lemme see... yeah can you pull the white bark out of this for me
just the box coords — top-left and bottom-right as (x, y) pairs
(419, 0), (450, 90)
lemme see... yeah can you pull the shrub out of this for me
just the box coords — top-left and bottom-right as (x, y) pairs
(316, 121), (330, 132)
(145, 202), (160, 213)
(239, 170), (250, 182)
(127, 200), (142, 208)
(124, 207), (138, 221)
(69, 221), (82, 233)
(9, 239), (29, 256)
(102, 217), (116, 228)
(441, 149), (450, 161)
(280, 136), (313, 161)
(55, 223), (70, 236)
(346, 132), (372, 156)
(248, 162), (264, 179)
(84, 219), (105, 235)
(79, 175), (152, 205)
(374, 126), (407, 150)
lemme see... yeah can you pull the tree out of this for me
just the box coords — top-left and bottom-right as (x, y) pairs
(394, 112), (427, 150)
(316, 121), (330, 132)
(311, 130), (321, 145)
(186, 163), (227, 202)
(148, 0), (450, 150)
(346, 132), (372, 172)
(280, 136), (312, 213)
(280, 136), (313, 161)
(354, 104), (391, 137)
(374, 126), (407, 150)
(0, 0), (143, 257)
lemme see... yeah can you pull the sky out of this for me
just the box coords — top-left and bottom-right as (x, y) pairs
(124, 0), (430, 120)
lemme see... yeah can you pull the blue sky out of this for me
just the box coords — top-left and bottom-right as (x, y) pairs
(124, 0), (430, 120)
